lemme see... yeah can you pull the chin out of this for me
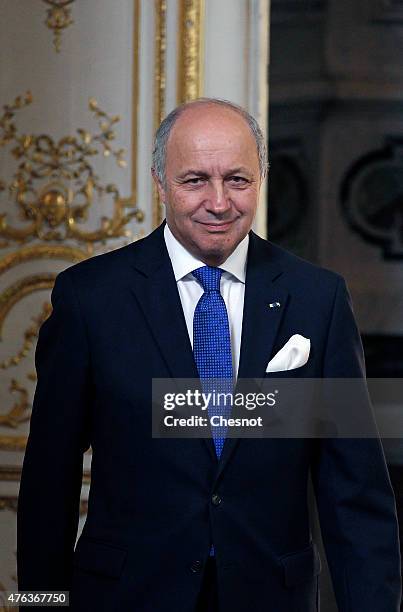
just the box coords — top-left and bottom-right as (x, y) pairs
(197, 243), (234, 266)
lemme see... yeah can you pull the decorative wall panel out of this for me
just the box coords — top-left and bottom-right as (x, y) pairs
(0, 0), (146, 595)
(0, 0), (269, 597)
(341, 139), (403, 259)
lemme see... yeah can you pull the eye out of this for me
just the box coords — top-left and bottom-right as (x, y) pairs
(227, 176), (248, 186)
(184, 177), (205, 186)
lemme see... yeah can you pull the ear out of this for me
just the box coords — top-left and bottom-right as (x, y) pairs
(151, 168), (167, 204)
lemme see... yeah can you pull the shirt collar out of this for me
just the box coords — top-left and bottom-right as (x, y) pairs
(164, 224), (248, 283)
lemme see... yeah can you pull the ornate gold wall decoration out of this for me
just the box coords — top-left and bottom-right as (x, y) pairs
(0, 274), (56, 431)
(0, 93), (142, 246)
(0, 244), (89, 275)
(0, 436), (27, 452)
(0, 89), (143, 451)
(0, 245), (88, 439)
(0, 498), (18, 512)
(42, 0), (75, 53)
(153, 0), (167, 228)
(0, 274), (56, 328)
(177, 0), (205, 103)
(0, 304), (50, 369)
(0, 380), (29, 428)
(0, 1), (142, 464)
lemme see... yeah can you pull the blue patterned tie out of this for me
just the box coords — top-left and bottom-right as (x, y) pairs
(192, 266), (234, 458)
(192, 266), (233, 558)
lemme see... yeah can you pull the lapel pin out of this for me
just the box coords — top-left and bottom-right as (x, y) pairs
(268, 302), (281, 309)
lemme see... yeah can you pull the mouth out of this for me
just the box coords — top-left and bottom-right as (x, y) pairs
(197, 220), (235, 231)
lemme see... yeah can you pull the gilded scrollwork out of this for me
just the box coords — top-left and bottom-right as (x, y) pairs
(0, 274), (56, 329)
(0, 436), (27, 452)
(0, 244), (89, 275)
(0, 274), (61, 432)
(0, 303), (51, 369)
(42, 0), (75, 53)
(0, 247), (88, 426)
(0, 93), (142, 245)
(0, 89), (142, 450)
(0, 2), (143, 464)
(0, 379), (29, 428)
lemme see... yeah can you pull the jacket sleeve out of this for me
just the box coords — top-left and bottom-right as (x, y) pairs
(17, 268), (92, 591)
(311, 277), (402, 611)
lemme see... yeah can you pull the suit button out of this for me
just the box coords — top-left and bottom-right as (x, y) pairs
(190, 560), (202, 573)
(211, 493), (222, 506)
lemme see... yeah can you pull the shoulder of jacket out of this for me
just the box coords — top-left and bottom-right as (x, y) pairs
(257, 235), (345, 290)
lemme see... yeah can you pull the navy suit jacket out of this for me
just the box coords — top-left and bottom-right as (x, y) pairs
(17, 223), (401, 611)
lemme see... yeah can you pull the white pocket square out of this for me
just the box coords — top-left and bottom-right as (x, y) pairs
(266, 334), (310, 373)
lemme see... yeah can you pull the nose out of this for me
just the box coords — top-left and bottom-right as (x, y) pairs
(205, 180), (231, 214)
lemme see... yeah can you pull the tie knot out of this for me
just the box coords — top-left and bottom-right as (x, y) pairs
(192, 266), (222, 292)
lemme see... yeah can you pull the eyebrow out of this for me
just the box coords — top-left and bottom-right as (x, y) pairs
(225, 167), (252, 176)
(177, 167), (252, 179)
(177, 170), (208, 179)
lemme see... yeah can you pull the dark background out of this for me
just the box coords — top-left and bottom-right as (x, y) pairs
(268, 1), (403, 607)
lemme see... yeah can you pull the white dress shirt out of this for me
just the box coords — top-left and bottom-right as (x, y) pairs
(164, 224), (248, 380)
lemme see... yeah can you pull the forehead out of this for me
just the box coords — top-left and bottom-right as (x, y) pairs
(166, 105), (259, 168)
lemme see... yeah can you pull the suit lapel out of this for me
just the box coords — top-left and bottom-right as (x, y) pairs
(128, 224), (217, 462)
(128, 225), (197, 380)
(214, 232), (289, 481)
(237, 238), (289, 382)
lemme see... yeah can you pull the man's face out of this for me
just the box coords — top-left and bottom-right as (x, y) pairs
(153, 104), (262, 266)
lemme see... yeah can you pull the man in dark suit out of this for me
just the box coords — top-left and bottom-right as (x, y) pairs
(17, 99), (401, 611)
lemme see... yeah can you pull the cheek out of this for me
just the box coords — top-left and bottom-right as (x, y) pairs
(234, 192), (259, 215)
(169, 190), (203, 214)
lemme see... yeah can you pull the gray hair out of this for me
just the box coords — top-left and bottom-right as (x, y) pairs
(152, 98), (268, 186)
